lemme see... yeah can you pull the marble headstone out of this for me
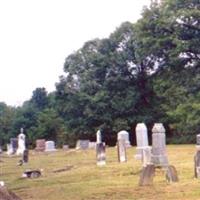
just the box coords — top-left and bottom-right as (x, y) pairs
(117, 139), (127, 163)
(135, 123), (149, 160)
(16, 128), (26, 155)
(76, 140), (89, 150)
(45, 141), (56, 152)
(35, 139), (46, 151)
(96, 143), (106, 166)
(117, 130), (131, 148)
(151, 123), (168, 167)
(96, 130), (102, 144)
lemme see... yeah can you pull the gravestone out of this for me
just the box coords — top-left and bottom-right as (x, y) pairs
(76, 140), (89, 150)
(135, 123), (149, 160)
(151, 123), (168, 166)
(117, 130), (131, 148)
(139, 123), (178, 186)
(194, 134), (200, 178)
(16, 128), (26, 155)
(35, 139), (46, 152)
(7, 144), (14, 155)
(45, 141), (56, 152)
(96, 130), (102, 144)
(89, 142), (96, 149)
(63, 145), (69, 150)
(10, 138), (18, 154)
(23, 149), (29, 163)
(117, 139), (127, 163)
(96, 143), (106, 166)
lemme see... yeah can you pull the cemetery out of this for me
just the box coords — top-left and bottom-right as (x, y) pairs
(1, 0), (200, 199)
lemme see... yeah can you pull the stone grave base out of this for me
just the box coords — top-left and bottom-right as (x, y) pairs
(139, 164), (178, 186)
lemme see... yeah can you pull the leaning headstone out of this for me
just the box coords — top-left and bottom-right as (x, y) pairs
(45, 141), (56, 152)
(117, 130), (131, 148)
(117, 139), (127, 163)
(135, 123), (149, 160)
(76, 140), (89, 150)
(0, 186), (22, 200)
(35, 139), (46, 152)
(194, 134), (200, 178)
(151, 123), (169, 167)
(96, 143), (106, 166)
(16, 128), (26, 155)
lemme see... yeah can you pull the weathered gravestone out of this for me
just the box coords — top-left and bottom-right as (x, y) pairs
(117, 130), (131, 148)
(96, 130), (102, 144)
(194, 134), (200, 178)
(45, 141), (56, 152)
(135, 123), (150, 161)
(16, 128), (26, 156)
(139, 123), (178, 186)
(23, 149), (29, 163)
(63, 145), (69, 150)
(35, 139), (46, 152)
(76, 140), (89, 150)
(0, 186), (22, 200)
(117, 139), (127, 163)
(89, 142), (96, 149)
(96, 143), (106, 166)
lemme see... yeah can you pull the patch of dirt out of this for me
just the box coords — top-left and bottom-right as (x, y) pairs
(0, 187), (22, 200)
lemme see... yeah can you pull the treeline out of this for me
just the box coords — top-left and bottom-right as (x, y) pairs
(1, 0), (200, 147)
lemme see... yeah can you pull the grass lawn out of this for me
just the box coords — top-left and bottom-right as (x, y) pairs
(1, 145), (200, 200)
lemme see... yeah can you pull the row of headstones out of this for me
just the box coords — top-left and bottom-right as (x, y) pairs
(96, 123), (179, 185)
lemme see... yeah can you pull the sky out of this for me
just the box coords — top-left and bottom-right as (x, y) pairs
(0, 0), (150, 106)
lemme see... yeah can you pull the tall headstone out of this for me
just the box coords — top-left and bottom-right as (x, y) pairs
(10, 138), (18, 154)
(117, 139), (127, 163)
(96, 143), (106, 166)
(45, 141), (56, 152)
(151, 123), (168, 166)
(35, 139), (46, 152)
(135, 123), (149, 160)
(117, 130), (131, 148)
(16, 128), (26, 155)
(96, 130), (102, 144)
(23, 149), (29, 163)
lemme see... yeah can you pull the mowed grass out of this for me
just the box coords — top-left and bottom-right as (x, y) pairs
(1, 145), (200, 200)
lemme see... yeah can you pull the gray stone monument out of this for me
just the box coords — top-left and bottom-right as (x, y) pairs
(16, 128), (26, 155)
(117, 130), (131, 148)
(45, 141), (56, 152)
(76, 140), (89, 150)
(35, 139), (46, 152)
(23, 149), (29, 163)
(117, 139), (127, 163)
(10, 138), (18, 153)
(139, 123), (178, 186)
(151, 123), (168, 166)
(96, 143), (106, 166)
(135, 123), (149, 160)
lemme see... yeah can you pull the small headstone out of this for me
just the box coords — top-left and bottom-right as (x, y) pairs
(16, 128), (26, 155)
(151, 123), (169, 167)
(135, 123), (149, 160)
(45, 141), (56, 152)
(96, 142), (106, 166)
(141, 146), (152, 167)
(0, 186), (22, 200)
(35, 139), (46, 152)
(139, 164), (155, 186)
(89, 142), (96, 149)
(7, 144), (14, 155)
(117, 130), (131, 148)
(63, 145), (69, 150)
(197, 134), (200, 146)
(76, 140), (89, 150)
(194, 135), (200, 178)
(117, 139), (127, 163)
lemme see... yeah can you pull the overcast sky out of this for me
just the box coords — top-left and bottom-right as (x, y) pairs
(0, 0), (150, 106)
